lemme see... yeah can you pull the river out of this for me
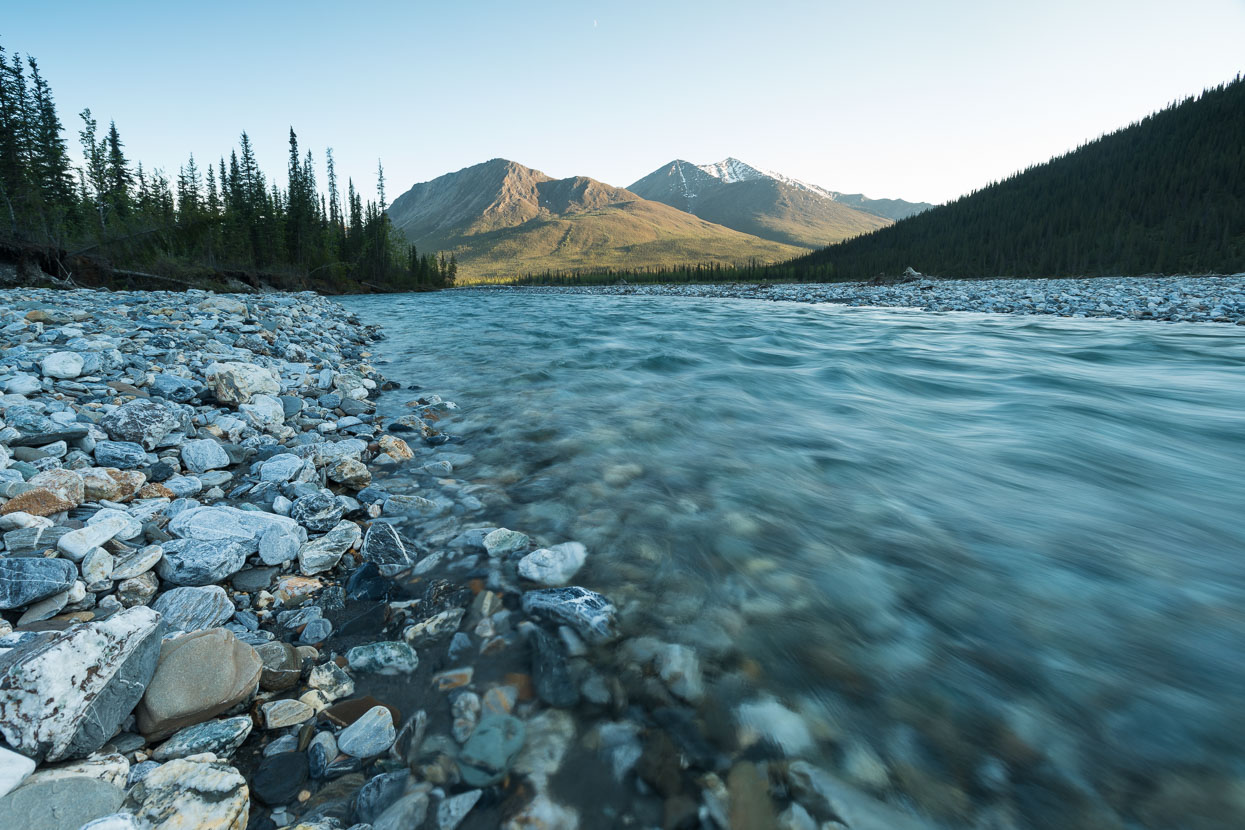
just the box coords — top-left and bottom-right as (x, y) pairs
(343, 290), (1245, 829)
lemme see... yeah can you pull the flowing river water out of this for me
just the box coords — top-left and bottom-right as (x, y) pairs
(343, 290), (1245, 829)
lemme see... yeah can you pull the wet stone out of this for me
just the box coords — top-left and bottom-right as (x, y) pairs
(347, 640), (419, 675)
(437, 789), (483, 830)
(457, 714), (526, 787)
(521, 586), (618, 644)
(250, 750), (309, 807)
(530, 626), (579, 708)
(360, 520), (412, 569)
(483, 527), (529, 557)
(337, 704), (396, 758)
(354, 770), (409, 824)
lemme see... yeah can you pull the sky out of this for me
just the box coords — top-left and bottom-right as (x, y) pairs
(4, 0), (1244, 206)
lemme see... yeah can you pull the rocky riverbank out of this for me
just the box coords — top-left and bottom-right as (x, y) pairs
(0, 288), (913, 830)
(511, 274), (1245, 323)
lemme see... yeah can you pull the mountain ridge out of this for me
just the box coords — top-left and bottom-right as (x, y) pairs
(628, 158), (931, 248)
(386, 159), (805, 282)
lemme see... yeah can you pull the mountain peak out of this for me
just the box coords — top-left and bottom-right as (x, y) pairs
(696, 158), (769, 184)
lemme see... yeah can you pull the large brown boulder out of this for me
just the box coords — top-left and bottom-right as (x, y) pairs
(135, 628), (262, 740)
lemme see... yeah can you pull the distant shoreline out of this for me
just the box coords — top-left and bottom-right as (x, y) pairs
(468, 274), (1245, 325)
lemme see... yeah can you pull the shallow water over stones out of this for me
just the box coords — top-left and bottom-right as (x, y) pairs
(346, 290), (1245, 828)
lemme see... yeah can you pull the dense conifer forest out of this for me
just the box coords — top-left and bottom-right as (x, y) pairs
(0, 38), (455, 292)
(512, 77), (1245, 286)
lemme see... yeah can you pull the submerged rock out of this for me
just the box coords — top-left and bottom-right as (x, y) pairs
(521, 586), (617, 644)
(458, 714), (526, 787)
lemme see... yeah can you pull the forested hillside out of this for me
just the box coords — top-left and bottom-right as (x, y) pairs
(0, 37), (451, 292)
(512, 77), (1244, 286)
(790, 76), (1245, 280)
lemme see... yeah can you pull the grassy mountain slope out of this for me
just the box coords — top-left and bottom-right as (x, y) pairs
(386, 159), (803, 282)
(791, 76), (1245, 280)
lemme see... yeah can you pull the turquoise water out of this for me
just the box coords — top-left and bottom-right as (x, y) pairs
(345, 291), (1245, 827)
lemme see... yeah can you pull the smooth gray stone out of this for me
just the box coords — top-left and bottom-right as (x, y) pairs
(0, 557), (77, 610)
(93, 440), (148, 469)
(151, 585), (234, 632)
(99, 399), (180, 450)
(521, 586), (618, 644)
(258, 525), (300, 565)
(337, 705), (396, 758)
(346, 641), (419, 675)
(180, 439), (230, 474)
(373, 792), (429, 830)
(457, 715), (526, 787)
(259, 453), (303, 482)
(156, 538), (249, 586)
(167, 504), (299, 552)
(354, 770), (408, 824)
(437, 790), (483, 830)
(0, 776), (126, 830)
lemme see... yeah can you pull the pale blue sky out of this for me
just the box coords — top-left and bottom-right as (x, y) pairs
(4, 0), (1243, 206)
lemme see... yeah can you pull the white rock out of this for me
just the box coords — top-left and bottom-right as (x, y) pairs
(737, 696), (814, 756)
(0, 745), (35, 798)
(517, 542), (587, 586)
(655, 643), (704, 703)
(41, 351), (84, 379)
(58, 516), (131, 561)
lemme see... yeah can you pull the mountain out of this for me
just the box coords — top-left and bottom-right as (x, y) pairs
(627, 158), (931, 248)
(385, 159), (804, 282)
(785, 76), (1245, 280)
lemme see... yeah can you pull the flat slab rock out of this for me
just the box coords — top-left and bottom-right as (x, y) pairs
(0, 606), (164, 761)
(167, 505), (301, 551)
(0, 775), (126, 830)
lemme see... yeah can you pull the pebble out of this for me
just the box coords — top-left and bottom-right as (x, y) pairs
(347, 641), (420, 675)
(521, 586), (618, 644)
(152, 715), (253, 761)
(517, 541), (588, 586)
(458, 714), (527, 787)
(336, 705), (396, 757)
(263, 698), (316, 729)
